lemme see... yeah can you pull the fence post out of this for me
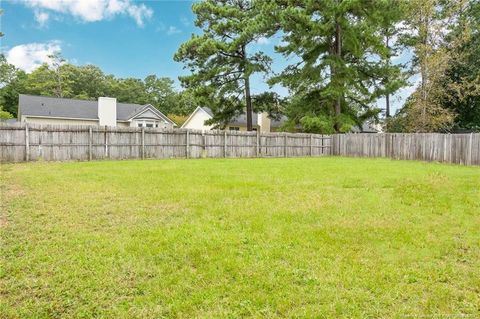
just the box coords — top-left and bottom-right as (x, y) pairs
(186, 130), (190, 159)
(256, 130), (260, 157)
(141, 128), (145, 159)
(284, 133), (287, 157)
(331, 135), (336, 156)
(104, 126), (108, 158)
(224, 130), (228, 158)
(310, 134), (313, 157)
(321, 134), (325, 156)
(202, 131), (206, 157)
(88, 127), (93, 161)
(25, 123), (30, 162)
(468, 133), (473, 165)
(443, 134), (447, 163)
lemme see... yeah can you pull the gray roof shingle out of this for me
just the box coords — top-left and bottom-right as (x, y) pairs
(201, 107), (286, 128)
(19, 94), (153, 121)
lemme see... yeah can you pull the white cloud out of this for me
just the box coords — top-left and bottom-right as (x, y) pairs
(6, 41), (62, 73)
(180, 16), (190, 27)
(22, 0), (153, 26)
(256, 36), (270, 45)
(166, 26), (181, 36)
(34, 10), (50, 27)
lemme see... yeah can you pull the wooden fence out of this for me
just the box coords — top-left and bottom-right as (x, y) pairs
(2, 124), (478, 165)
(332, 133), (480, 166)
(0, 123), (331, 163)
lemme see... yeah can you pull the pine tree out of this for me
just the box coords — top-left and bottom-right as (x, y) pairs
(263, 0), (404, 133)
(174, 0), (272, 131)
(441, 0), (480, 131)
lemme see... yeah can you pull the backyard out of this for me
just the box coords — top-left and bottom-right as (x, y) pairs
(1, 157), (479, 318)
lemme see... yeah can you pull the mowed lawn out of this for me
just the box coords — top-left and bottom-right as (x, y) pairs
(1, 157), (479, 318)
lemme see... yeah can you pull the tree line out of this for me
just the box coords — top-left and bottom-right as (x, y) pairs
(175, 0), (480, 133)
(0, 53), (198, 121)
(2, 0), (480, 133)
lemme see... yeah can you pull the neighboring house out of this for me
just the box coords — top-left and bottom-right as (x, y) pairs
(17, 94), (176, 128)
(1, 118), (17, 124)
(181, 106), (286, 132)
(351, 121), (382, 133)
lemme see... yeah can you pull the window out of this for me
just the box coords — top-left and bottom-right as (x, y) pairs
(135, 120), (163, 128)
(229, 127), (240, 131)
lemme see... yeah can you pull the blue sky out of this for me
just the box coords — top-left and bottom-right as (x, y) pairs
(1, 0), (412, 114)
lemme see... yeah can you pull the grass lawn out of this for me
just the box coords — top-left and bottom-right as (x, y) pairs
(1, 157), (479, 318)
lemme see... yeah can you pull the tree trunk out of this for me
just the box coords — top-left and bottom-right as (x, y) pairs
(241, 44), (253, 131)
(333, 19), (342, 132)
(386, 94), (391, 118)
(244, 74), (253, 131)
(385, 33), (391, 118)
(419, 17), (430, 131)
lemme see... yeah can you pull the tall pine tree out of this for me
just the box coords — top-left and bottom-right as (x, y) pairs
(174, 0), (272, 130)
(264, 0), (404, 133)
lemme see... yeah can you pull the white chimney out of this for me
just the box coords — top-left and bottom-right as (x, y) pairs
(258, 112), (271, 133)
(98, 97), (117, 127)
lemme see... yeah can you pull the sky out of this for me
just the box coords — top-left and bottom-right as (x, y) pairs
(1, 0), (414, 114)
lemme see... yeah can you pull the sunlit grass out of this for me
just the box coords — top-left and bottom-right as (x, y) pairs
(1, 157), (479, 318)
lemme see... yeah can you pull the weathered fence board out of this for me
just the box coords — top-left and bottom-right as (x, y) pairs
(0, 123), (330, 163)
(3, 124), (478, 165)
(332, 133), (480, 166)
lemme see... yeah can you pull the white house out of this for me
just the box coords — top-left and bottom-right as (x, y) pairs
(181, 106), (286, 132)
(17, 94), (177, 128)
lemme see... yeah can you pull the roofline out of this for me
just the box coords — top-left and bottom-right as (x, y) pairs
(19, 94), (99, 104)
(181, 106), (209, 128)
(127, 104), (177, 126)
(22, 115), (99, 121)
(22, 115), (131, 122)
(18, 93), (146, 108)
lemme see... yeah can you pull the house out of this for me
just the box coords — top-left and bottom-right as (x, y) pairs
(17, 94), (176, 128)
(181, 106), (286, 132)
(351, 121), (382, 133)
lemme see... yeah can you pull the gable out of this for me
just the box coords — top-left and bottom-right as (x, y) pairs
(133, 109), (162, 120)
(182, 107), (214, 129)
(128, 105), (176, 125)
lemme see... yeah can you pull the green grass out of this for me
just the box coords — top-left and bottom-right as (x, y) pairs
(1, 157), (479, 318)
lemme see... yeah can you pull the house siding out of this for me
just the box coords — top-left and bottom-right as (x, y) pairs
(182, 109), (214, 130)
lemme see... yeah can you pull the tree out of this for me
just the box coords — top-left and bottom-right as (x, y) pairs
(174, 0), (272, 131)
(252, 92), (286, 120)
(143, 75), (178, 113)
(264, 0), (404, 133)
(48, 52), (68, 97)
(394, 0), (465, 132)
(440, 0), (480, 131)
(172, 89), (200, 115)
(0, 9), (4, 38)
(0, 105), (13, 120)
(0, 55), (27, 117)
(0, 54), (184, 117)
(378, 1), (409, 118)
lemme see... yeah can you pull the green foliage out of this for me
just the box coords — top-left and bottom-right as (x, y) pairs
(252, 92), (286, 120)
(300, 115), (336, 134)
(0, 54), (195, 117)
(263, 0), (405, 132)
(0, 105), (13, 120)
(174, 0), (272, 130)
(439, 0), (480, 131)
